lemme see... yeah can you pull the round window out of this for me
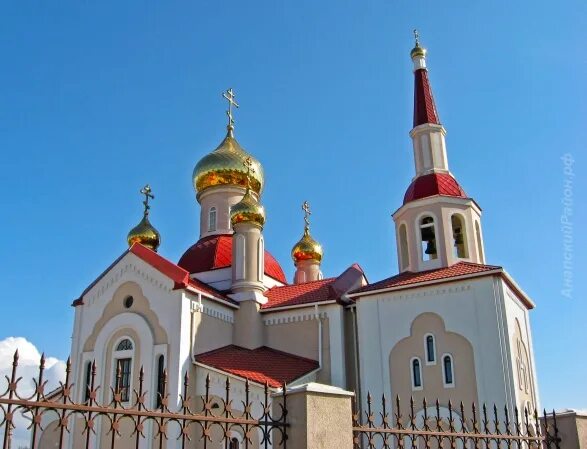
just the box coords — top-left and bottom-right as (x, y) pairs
(123, 296), (134, 309)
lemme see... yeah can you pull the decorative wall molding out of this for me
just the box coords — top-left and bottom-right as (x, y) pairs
(381, 284), (472, 303)
(263, 311), (328, 326)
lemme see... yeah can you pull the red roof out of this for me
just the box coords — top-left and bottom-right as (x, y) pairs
(352, 262), (501, 294)
(263, 278), (337, 309)
(403, 172), (467, 204)
(178, 234), (287, 283)
(73, 244), (229, 305)
(413, 68), (440, 127)
(195, 345), (319, 387)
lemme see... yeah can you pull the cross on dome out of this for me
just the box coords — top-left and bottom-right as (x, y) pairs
(302, 201), (311, 231)
(223, 88), (239, 133)
(140, 184), (154, 216)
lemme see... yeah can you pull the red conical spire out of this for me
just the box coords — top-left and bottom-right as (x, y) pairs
(411, 30), (440, 127)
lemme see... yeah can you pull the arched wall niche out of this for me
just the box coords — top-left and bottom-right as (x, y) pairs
(389, 312), (478, 407)
(83, 281), (168, 352)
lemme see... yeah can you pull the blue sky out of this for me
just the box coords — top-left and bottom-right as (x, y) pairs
(0, 1), (585, 410)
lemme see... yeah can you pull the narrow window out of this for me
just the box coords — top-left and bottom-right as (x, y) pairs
(425, 335), (435, 363)
(83, 361), (92, 403)
(399, 224), (409, 270)
(257, 237), (264, 282)
(235, 234), (245, 280)
(443, 355), (454, 386)
(475, 221), (484, 262)
(115, 358), (132, 402)
(208, 207), (217, 232)
(419, 216), (437, 261)
(411, 358), (422, 389)
(156, 355), (165, 408)
(230, 438), (240, 449)
(451, 214), (468, 258)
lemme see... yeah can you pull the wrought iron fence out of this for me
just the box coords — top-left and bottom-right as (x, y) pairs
(0, 351), (288, 449)
(353, 393), (561, 449)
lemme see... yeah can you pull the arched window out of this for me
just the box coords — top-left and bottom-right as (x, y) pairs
(156, 355), (165, 408)
(83, 361), (92, 403)
(113, 338), (134, 402)
(475, 221), (484, 262)
(425, 335), (436, 364)
(419, 216), (437, 261)
(229, 437), (239, 449)
(399, 224), (409, 270)
(442, 354), (454, 386)
(451, 214), (468, 258)
(411, 358), (423, 390)
(208, 207), (217, 232)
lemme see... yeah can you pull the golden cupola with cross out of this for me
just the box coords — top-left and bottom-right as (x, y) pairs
(291, 201), (323, 284)
(127, 184), (161, 252)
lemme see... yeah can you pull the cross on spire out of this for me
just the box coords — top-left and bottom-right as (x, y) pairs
(140, 184), (154, 216)
(223, 88), (239, 133)
(413, 29), (420, 47)
(243, 156), (255, 191)
(302, 201), (311, 232)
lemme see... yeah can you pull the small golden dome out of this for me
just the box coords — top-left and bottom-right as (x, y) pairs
(230, 190), (266, 228)
(127, 215), (161, 251)
(127, 184), (160, 252)
(410, 29), (427, 59)
(291, 229), (323, 263)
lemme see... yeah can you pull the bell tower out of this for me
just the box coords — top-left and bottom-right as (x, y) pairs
(393, 32), (486, 273)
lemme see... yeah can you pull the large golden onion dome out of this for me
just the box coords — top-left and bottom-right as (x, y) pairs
(230, 189), (266, 228)
(127, 185), (161, 252)
(291, 201), (323, 263)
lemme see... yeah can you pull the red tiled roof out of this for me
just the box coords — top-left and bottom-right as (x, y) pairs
(413, 68), (440, 127)
(195, 345), (319, 388)
(353, 262), (501, 295)
(178, 234), (287, 283)
(73, 244), (229, 306)
(403, 173), (467, 204)
(262, 278), (337, 309)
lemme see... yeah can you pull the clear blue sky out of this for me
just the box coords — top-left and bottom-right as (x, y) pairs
(0, 1), (584, 410)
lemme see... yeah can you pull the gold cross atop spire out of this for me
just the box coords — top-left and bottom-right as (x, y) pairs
(140, 184), (154, 216)
(223, 88), (239, 134)
(302, 200), (311, 232)
(413, 29), (420, 47)
(243, 156), (255, 191)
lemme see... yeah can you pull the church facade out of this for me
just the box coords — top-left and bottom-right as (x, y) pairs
(38, 36), (538, 449)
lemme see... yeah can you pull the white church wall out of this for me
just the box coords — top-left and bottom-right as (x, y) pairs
(355, 276), (519, 414)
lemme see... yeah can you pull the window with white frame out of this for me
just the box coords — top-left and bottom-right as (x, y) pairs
(113, 338), (134, 403)
(155, 354), (165, 408)
(83, 361), (92, 403)
(411, 357), (423, 390)
(425, 334), (436, 364)
(442, 354), (455, 387)
(208, 207), (217, 232)
(419, 216), (437, 261)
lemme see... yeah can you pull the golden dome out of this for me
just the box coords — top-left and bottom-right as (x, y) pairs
(291, 228), (323, 263)
(193, 131), (264, 196)
(410, 29), (427, 59)
(127, 215), (161, 252)
(230, 190), (266, 228)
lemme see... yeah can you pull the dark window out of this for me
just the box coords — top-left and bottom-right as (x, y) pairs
(230, 437), (239, 449)
(115, 358), (132, 402)
(444, 356), (454, 385)
(116, 339), (133, 351)
(83, 361), (92, 403)
(156, 355), (165, 408)
(426, 335), (435, 362)
(412, 359), (422, 388)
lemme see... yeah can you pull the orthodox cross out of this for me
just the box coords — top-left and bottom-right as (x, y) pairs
(243, 156), (255, 190)
(140, 184), (154, 216)
(223, 88), (239, 130)
(413, 29), (420, 46)
(302, 201), (311, 231)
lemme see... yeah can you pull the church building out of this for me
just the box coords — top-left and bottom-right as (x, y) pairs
(38, 35), (539, 448)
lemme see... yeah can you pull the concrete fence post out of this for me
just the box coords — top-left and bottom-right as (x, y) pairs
(275, 382), (354, 449)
